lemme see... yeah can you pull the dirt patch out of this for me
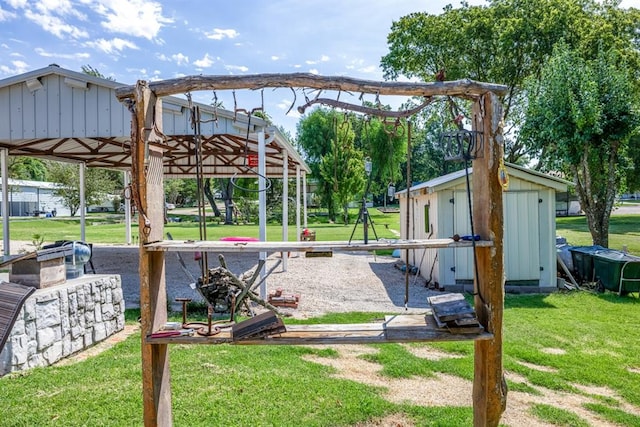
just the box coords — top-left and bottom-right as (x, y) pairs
(541, 347), (567, 355)
(303, 344), (640, 427)
(516, 361), (558, 373)
(401, 344), (464, 361)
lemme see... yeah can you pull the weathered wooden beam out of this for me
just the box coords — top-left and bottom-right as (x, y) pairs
(471, 92), (507, 426)
(143, 238), (494, 253)
(115, 73), (509, 100)
(134, 82), (173, 427)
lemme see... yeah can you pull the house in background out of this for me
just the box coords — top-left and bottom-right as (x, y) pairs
(0, 178), (70, 217)
(396, 163), (571, 293)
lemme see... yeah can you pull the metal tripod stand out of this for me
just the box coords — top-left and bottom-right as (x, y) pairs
(349, 170), (378, 244)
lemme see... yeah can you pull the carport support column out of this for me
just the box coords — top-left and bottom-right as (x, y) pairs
(79, 162), (86, 242)
(1, 148), (9, 256)
(124, 171), (132, 245)
(281, 150), (288, 271)
(296, 166), (301, 242)
(302, 170), (308, 229)
(472, 92), (507, 427)
(258, 129), (268, 298)
(133, 81), (172, 426)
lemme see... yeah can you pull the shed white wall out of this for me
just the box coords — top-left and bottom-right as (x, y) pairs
(399, 172), (559, 289)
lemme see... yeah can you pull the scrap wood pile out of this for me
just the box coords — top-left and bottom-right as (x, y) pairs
(428, 293), (483, 334)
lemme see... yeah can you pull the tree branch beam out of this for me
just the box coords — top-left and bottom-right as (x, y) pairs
(296, 97), (434, 118)
(115, 73), (509, 100)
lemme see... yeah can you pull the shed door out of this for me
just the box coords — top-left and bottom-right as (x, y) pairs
(504, 191), (540, 281)
(453, 191), (474, 281)
(453, 190), (541, 282)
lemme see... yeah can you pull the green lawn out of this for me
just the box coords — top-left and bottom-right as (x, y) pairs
(1, 208), (401, 245)
(1, 293), (639, 426)
(2, 210), (640, 425)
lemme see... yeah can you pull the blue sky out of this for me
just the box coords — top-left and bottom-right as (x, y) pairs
(1, 0), (638, 136)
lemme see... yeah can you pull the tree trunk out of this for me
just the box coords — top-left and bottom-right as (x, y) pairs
(203, 178), (221, 217)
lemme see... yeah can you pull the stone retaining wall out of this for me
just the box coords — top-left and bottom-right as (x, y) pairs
(0, 274), (124, 375)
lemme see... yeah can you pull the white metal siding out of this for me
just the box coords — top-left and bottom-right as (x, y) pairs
(0, 74), (129, 141)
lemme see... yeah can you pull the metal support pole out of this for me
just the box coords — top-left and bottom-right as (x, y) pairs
(79, 162), (86, 242)
(281, 150), (288, 272)
(1, 148), (10, 256)
(124, 170), (132, 245)
(302, 170), (308, 229)
(258, 129), (268, 298)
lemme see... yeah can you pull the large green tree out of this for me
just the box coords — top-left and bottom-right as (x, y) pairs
(296, 108), (341, 220)
(381, 0), (640, 163)
(319, 119), (365, 224)
(47, 162), (118, 216)
(521, 45), (639, 247)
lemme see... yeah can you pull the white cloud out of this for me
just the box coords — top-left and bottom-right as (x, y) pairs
(84, 37), (138, 54)
(34, 47), (90, 60)
(171, 53), (189, 65)
(205, 28), (238, 40)
(225, 64), (248, 73)
(271, 55), (279, 61)
(24, 9), (88, 38)
(0, 59), (29, 75)
(320, 55), (330, 62)
(309, 68), (319, 75)
(156, 52), (189, 65)
(89, 0), (173, 41)
(0, 6), (17, 21)
(193, 53), (214, 68)
(358, 65), (377, 74)
(305, 60), (316, 65)
(35, 0), (86, 20)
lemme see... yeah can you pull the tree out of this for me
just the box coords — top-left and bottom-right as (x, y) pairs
(296, 108), (340, 221)
(7, 157), (48, 181)
(81, 65), (115, 81)
(319, 119), (365, 224)
(521, 45), (639, 247)
(47, 162), (118, 216)
(380, 0), (640, 163)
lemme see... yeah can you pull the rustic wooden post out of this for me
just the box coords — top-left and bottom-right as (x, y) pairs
(471, 92), (507, 426)
(133, 81), (172, 426)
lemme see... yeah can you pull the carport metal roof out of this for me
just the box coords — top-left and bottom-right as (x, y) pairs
(0, 65), (309, 177)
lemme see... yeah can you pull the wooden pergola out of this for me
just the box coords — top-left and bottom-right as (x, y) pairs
(115, 74), (509, 427)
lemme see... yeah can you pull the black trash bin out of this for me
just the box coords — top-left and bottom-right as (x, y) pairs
(569, 245), (605, 283)
(592, 249), (640, 295)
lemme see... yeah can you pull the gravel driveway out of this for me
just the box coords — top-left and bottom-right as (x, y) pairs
(90, 245), (440, 318)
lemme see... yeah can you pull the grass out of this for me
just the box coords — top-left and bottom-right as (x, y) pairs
(2, 210), (639, 425)
(1, 208), (401, 244)
(2, 293), (639, 426)
(556, 214), (640, 254)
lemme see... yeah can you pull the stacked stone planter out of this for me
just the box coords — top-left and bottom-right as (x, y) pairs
(0, 274), (124, 375)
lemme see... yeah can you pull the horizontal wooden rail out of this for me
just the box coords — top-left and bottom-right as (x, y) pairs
(144, 315), (493, 346)
(143, 238), (493, 253)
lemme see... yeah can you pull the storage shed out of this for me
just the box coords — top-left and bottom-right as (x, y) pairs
(397, 163), (570, 292)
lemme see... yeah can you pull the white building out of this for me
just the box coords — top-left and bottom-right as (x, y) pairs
(397, 163), (571, 293)
(0, 178), (70, 217)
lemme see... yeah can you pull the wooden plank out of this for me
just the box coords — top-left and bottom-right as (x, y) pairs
(144, 238), (493, 253)
(144, 316), (493, 345)
(429, 294), (477, 322)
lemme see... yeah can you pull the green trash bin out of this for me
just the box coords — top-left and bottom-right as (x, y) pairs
(569, 245), (605, 283)
(592, 249), (640, 295)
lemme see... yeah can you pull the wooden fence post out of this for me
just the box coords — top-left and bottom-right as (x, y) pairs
(471, 92), (507, 426)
